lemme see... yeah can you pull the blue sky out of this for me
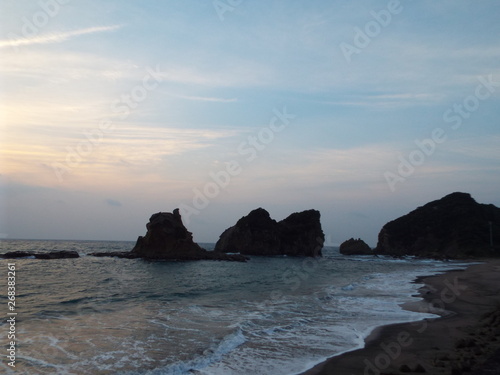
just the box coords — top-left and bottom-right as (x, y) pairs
(1, 0), (499, 246)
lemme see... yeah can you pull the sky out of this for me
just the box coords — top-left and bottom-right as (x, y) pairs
(1, 0), (499, 246)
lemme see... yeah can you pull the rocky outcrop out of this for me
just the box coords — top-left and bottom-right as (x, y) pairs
(131, 209), (206, 260)
(1, 250), (79, 259)
(215, 208), (281, 256)
(214, 208), (324, 257)
(339, 238), (373, 255)
(375, 192), (500, 258)
(91, 209), (247, 261)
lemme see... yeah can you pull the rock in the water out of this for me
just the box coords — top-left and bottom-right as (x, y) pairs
(126, 209), (247, 262)
(34, 250), (79, 259)
(375, 192), (500, 258)
(1, 250), (79, 259)
(214, 208), (281, 256)
(1, 251), (36, 258)
(279, 210), (325, 257)
(89, 251), (140, 259)
(131, 209), (204, 259)
(339, 238), (373, 255)
(215, 208), (324, 257)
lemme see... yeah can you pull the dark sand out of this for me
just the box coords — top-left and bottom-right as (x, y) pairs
(300, 259), (500, 375)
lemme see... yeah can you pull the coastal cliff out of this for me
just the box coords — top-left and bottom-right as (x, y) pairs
(214, 208), (324, 257)
(375, 192), (500, 258)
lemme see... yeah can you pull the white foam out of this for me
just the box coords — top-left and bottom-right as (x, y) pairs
(12, 241), (474, 375)
(139, 328), (246, 375)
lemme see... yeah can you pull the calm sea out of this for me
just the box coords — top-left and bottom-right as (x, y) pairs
(0, 240), (468, 375)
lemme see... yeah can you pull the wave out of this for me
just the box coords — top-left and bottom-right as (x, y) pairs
(135, 328), (246, 375)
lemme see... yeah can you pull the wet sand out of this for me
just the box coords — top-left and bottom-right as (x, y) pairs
(300, 259), (500, 375)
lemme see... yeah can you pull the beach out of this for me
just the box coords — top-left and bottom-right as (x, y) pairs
(2, 240), (476, 374)
(300, 259), (500, 375)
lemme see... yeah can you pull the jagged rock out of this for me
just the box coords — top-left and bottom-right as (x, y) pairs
(215, 208), (324, 257)
(214, 208), (281, 256)
(375, 192), (500, 258)
(339, 238), (373, 255)
(131, 209), (206, 259)
(1, 250), (79, 259)
(91, 209), (247, 262)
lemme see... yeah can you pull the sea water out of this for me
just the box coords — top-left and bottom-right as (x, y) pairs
(0, 240), (469, 375)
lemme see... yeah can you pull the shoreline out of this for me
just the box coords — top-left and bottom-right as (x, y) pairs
(299, 259), (500, 375)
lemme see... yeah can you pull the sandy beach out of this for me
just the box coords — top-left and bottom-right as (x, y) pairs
(300, 259), (500, 375)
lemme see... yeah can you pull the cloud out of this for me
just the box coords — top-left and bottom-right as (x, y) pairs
(105, 199), (122, 207)
(154, 62), (276, 88)
(0, 123), (243, 191)
(167, 93), (238, 103)
(0, 25), (122, 49)
(317, 92), (446, 109)
(441, 135), (500, 162)
(218, 144), (399, 203)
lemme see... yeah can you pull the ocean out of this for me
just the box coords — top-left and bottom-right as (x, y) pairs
(0, 240), (469, 375)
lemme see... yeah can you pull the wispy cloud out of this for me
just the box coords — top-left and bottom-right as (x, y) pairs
(318, 92), (445, 109)
(165, 92), (238, 103)
(105, 199), (122, 207)
(1, 123), (242, 188)
(0, 25), (122, 49)
(442, 136), (500, 162)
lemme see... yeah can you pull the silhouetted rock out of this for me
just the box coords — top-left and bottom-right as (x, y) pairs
(1, 250), (79, 259)
(35, 250), (79, 259)
(215, 208), (324, 257)
(279, 210), (325, 257)
(1, 251), (36, 258)
(131, 209), (206, 259)
(375, 192), (500, 258)
(91, 209), (247, 261)
(89, 251), (140, 259)
(339, 238), (373, 255)
(215, 208), (281, 256)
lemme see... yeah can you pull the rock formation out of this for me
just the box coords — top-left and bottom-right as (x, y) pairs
(1, 250), (79, 259)
(339, 238), (373, 255)
(214, 208), (324, 257)
(375, 192), (500, 258)
(131, 209), (206, 259)
(91, 209), (247, 262)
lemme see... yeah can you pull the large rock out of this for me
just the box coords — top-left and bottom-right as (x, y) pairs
(214, 208), (324, 257)
(91, 209), (247, 261)
(131, 209), (205, 259)
(278, 210), (325, 257)
(129, 209), (247, 261)
(339, 238), (373, 255)
(375, 192), (500, 258)
(214, 208), (281, 256)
